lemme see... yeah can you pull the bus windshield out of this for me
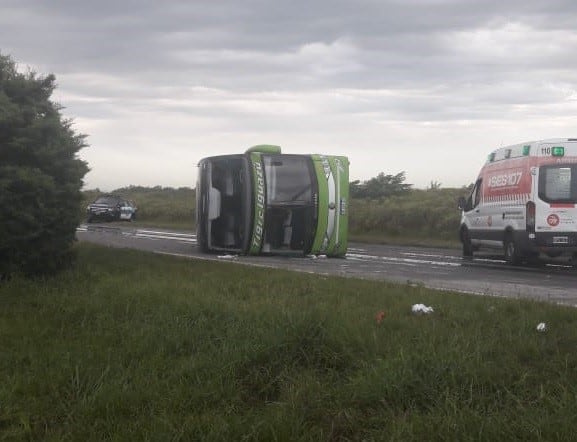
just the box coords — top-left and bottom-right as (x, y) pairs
(263, 155), (314, 205)
(539, 165), (577, 203)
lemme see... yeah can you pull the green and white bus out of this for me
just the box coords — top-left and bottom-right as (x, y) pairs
(196, 145), (349, 257)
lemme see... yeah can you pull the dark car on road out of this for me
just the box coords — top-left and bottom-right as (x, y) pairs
(86, 195), (137, 223)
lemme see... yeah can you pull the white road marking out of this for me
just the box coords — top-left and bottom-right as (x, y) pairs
(78, 225), (197, 243)
(135, 229), (195, 238)
(346, 253), (460, 267)
(402, 252), (461, 261)
(131, 232), (196, 243)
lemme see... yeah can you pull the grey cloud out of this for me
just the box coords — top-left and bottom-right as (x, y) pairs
(2, 0), (577, 189)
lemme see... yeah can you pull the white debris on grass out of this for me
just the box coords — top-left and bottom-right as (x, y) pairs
(412, 303), (434, 314)
(536, 322), (547, 332)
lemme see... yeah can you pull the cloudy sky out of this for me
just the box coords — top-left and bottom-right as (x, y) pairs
(2, 0), (577, 190)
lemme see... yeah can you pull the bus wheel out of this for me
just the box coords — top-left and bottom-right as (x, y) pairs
(504, 235), (521, 265)
(461, 228), (473, 259)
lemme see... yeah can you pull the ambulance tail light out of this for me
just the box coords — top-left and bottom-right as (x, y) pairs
(526, 201), (536, 233)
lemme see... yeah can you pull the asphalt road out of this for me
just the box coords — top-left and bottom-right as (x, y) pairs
(77, 224), (577, 307)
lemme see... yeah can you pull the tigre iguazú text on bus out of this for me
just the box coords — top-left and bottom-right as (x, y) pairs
(196, 145), (349, 257)
(458, 138), (577, 265)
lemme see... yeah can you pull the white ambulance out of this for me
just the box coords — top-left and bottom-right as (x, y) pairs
(458, 138), (577, 265)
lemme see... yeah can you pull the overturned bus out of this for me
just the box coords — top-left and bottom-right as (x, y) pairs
(196, 145), (349, 257)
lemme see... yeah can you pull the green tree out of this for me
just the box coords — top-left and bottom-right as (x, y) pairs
(350, 171), (412, 199)
(0, 54), (89, 278)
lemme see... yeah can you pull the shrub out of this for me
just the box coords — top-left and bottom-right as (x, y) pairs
(0, 53), (88, 278)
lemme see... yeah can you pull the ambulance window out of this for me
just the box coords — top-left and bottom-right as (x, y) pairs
(539, 166), (577, 202)
(472, 179), (482, 208)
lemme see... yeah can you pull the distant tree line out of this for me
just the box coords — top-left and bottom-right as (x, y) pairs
(350, 171), (412, 199)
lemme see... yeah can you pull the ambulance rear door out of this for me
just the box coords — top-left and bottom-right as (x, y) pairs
(533, 142), (577, 242)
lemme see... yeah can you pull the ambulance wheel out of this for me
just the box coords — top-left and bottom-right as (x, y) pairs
(504, 235), (521, 266)
(461, 228), (473, 258)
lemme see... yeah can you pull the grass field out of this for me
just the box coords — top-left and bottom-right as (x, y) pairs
(2, 244), (577, 440)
